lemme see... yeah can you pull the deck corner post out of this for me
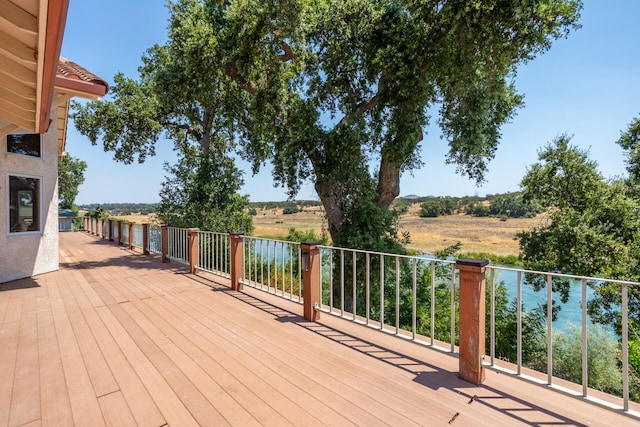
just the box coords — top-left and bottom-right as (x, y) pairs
(128, 222), (135, 250)
(301, 242), (322, 321)
(187, 228), (200, 275)
(456, 258), (489, 385)
(142, 223), (150, 255)
(161, 225), (170, 263)
(230, 233), (244, 291)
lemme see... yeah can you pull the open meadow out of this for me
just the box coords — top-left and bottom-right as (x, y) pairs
(107, 204), (544, 257)
(251, 204), (545, 257)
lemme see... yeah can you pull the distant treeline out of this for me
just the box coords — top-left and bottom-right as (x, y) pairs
(393, 192), (542, 219)
(78, 193), (538, 220)
(78, 203), (158, 215)
(248, 200), (322, 215)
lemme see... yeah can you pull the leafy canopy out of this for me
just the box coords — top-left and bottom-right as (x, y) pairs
(73, 0), (582, 250)
(58, 154), (87, 210)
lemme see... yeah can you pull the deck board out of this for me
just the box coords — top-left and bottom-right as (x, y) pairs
(1, 232), (638, 426)
(36, 282), (74, 426)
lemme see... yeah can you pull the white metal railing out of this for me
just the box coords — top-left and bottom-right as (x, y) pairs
(111, 221), (119, 242)
(486, 265), (639, 414)
(120, 223), (129, 246)
(318, 246), (458, 351)
(103, 226), (639, 418)
(197, 231), (231, 277)
(132, 224), (143, 249)
(148, 226), (162, 253)
(167, 227), (189, 265)
(240, 236), (303, 302)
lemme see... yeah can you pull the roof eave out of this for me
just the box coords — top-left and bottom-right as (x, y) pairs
(55, 75), (108, 100)
(37, 0), (70, 133)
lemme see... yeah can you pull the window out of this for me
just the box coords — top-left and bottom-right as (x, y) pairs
(8, 175), (41, 233)
(7, 134), (42, 158)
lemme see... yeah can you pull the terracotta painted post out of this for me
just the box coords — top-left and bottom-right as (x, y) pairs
(230, 233), (244, 291)
(128, 222), (135, 250)
(117, 221), (123, 246)
(161, 225), (169, 263)
(187, 228), (200, 275)
(142, 223), (150, 255)
(456, 258), (489, 385)
(301, 242), (321, 321)
(108, 220), (114, 242)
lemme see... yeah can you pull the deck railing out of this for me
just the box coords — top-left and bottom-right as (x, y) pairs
(197, 231), (231, 277)
(81, 221), (639, 418)
(241, 236), (303, 301)
(166, 227), (189, 265)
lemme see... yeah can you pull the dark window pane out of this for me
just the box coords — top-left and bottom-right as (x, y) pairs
(9, 175), (40, 233)
(7, 134), (41, 158)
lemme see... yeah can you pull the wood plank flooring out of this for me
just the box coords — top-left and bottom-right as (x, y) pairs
(0, 232), (637, 426)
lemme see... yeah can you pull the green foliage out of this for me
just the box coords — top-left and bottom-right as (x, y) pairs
(157, 148), (253, 233)
(222, 0), (581, 251)
(71, 0), (250, 235)
(617, 115), (640, 186)
(72, 0), (581, 255)
(419, 198), (458, 217)
(518, 135), (640, 335)
(58, 155), (87, 210)
(549, 324), (626, 397)
(285, 228), (328, 245)
(78, 203), (158, 215)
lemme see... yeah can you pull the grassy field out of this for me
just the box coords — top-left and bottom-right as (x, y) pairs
(252, 204), (545, 257)
(110, 204), (545, 257)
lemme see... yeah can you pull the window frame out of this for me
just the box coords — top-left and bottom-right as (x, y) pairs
(7, 173), (43, 236)
(6, 133), (43, 159)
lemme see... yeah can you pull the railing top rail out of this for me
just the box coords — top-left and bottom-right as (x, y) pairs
(167, 227), (190, 232)
(317, 244), (457, 264)
(487, 264), (640, 287)
(244, 235), (301, 246)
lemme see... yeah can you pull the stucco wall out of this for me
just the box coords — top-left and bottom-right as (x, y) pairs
(0, 115), (60, 283)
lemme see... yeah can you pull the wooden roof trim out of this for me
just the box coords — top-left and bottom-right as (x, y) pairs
(38, 0), (69, 133)
(55, 75), (108, 99)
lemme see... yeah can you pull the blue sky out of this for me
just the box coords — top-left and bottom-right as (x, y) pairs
(61, 1), (640, 204)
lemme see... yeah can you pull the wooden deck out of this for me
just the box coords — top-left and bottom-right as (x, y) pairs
(0, 232), (636, 426)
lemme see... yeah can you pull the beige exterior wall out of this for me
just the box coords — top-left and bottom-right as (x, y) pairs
(0, 113), (60, 283)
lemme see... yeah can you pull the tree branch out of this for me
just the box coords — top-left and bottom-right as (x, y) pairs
(279, 41), (294, 62)
(224, 62), (257, 94)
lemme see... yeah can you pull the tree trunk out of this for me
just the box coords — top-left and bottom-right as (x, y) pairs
(376, 156), (400, 208)
(314, 176), (345, 243)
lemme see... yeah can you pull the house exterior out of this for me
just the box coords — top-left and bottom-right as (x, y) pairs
(0, 1), (108, 283)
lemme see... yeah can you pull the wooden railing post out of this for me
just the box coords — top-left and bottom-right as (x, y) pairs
(188, 228), (200, 275)
(117, 221), (123, 246)
(230, 233), (244, 291)
(128, 222), (135, 250)
(142, 223), (150, 255)
(456, 258), (489, 385)
(161, 226), (169, 263)
(101, 219), (106, 239)
(301, 242), (321, 321)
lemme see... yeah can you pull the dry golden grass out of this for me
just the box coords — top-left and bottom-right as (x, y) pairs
(109, 213), (161, 225)
(253, 204), (546, 256)
(113, 204), (544, 257)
